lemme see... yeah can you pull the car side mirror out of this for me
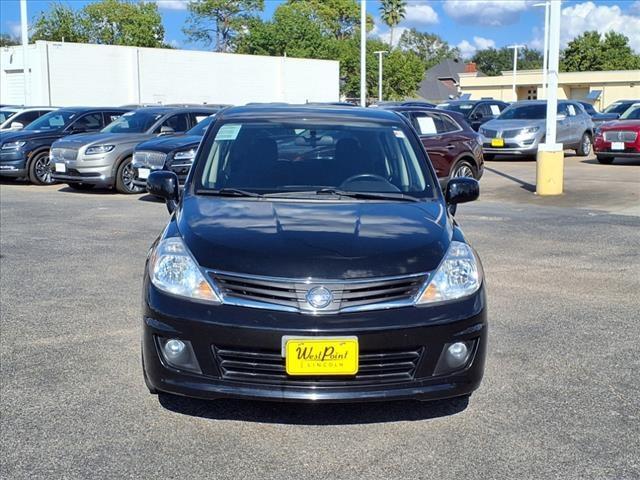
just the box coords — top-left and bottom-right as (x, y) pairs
(445, 177), (479, 215)
(147, 171), (179, 214)
(70, 125), (87, 133)
(159, 126), (175, 135)
(10, 121), (24, 129)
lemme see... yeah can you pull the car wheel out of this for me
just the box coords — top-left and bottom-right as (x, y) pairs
(577, 132), (592, 157)
(28, 151), (56, 185)
(66, 183), (95, 191)
(483, 154), (495, 161)
(115, 157), (144, 194)
(596, 155), (614, 165)
(451, 159), (477, 179)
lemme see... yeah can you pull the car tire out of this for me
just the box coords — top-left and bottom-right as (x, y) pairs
(115, 156), (144, 194)
(596, 155), (614, 164)
(576, 132), (592, 157)
(28, 150), (56, 185)
(451, 159), (477, 179)
(66, 183), (95, 191)
(483, 154), (495, 161)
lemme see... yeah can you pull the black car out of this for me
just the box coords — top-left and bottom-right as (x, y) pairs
(132, 115), (215, 189)
(141, 105), (487, 403)
(0, 107), (130, 184)
(603, 99), (639, 117)
(578, 101), (619, 126)
(436, 100), (508, 131)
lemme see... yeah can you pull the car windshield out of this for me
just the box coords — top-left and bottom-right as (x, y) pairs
(0, 109), (18, 124)
(499, 104), (547, 120)
(437, 103), (474, 115)
(580, 103), (597, 114)
(619, 105), (640, 120)
(24, 110), (77, 131)
(187, 115), (215, 136)
(195, 119), (435, 199)
(603, 102), (632, 115)
(101, 110), (163, 134)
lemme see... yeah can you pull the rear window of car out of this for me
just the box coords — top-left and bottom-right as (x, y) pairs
(195, 119), (436, 199)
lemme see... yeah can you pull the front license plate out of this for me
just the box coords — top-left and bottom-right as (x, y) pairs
(491, 138), (504, 147)
(284, 337), (358, 375)
(138, 168), (150, 179)
(55, 162), (66, 173)
(611, 141), (625, 151)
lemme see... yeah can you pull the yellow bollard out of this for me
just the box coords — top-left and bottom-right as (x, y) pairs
(536, 146), (564, 196)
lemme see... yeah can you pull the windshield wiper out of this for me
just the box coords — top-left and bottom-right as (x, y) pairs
(198, 188), (263, 198)
(315, 188), (421, 202)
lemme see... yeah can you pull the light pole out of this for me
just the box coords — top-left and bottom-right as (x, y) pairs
(507, 44), (525, 102)
(374, 50), (387, 102)
(360, 0), (367, 107)
(20, 0), (28, 105)
(536, 0), (563, 196)
(534, 2), (550, 99)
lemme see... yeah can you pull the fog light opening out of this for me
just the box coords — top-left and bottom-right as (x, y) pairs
(158, 337), (201, 374)
(433, 340), (475, 376)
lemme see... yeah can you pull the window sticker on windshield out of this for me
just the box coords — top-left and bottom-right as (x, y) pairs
(393, 129), (406, 138)
(567, 104), (576, 116)
(490, 105), (501, 115)
(216, 123), (242, 140)
(416, 116), (437, 135)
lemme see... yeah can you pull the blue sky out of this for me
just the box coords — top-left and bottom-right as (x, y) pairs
(2, 0), (639, 56)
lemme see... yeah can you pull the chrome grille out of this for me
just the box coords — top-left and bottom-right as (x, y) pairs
(604, 130), (637, 143)
(209, 271), (427, 313)
(213, 345), (423, 385)
(50, 147), (78, 161)
(503, 128), (523, 138)
(133, 150), (167, 168)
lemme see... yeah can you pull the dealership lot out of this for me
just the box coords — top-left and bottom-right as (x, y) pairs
(1, 155), (639, 479)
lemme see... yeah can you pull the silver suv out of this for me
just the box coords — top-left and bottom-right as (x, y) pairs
(479, 100), (595, 159)
(51, 107), (218, 193)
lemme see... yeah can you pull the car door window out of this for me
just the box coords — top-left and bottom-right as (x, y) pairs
(557, 103), (570, 117)
(156, 113), (190, 133)
(412, 112), (438, 135)
(15, 110), (40, 125)
(103, 111), (124, 126)
(567, 104), (577, 117)
(71, 113), (103, 131)
(191, 112), (212, 126)
(436, 114), (460, 133)
(489, 104), (503, 116)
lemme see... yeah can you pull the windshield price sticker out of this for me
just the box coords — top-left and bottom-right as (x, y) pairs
(393, 129), (406, 138)
(216, 124), (242, 141)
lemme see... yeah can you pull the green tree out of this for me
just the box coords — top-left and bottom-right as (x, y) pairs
(81, 0), (165, 47)
(561, 31), (640, 71)
(288, 0), (361, 40)
(379, 0), (406, 48)
(471, 47), (543, 76)
(31, 2), (88, 43)
(183, 0), (264, 52)
(398, 28), (459, 69)
(0, 33), (20, 47)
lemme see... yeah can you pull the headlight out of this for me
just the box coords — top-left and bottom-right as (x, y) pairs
(416, 241), (483, 305)
(519, 126), (539, 136)
(1, 141), (26, 151)
(173, 148), (196, 161)
(149, 237), (221, 303)
(85, 144), (115, 155)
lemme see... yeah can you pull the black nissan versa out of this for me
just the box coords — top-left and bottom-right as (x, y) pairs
(141, 105), (487, 403)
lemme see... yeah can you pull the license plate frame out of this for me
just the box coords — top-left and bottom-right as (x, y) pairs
(491, 138), (504, 147)
(55, 162), (66, 173)
(611, 141), (625, 151)
(283, 336), (359, 376)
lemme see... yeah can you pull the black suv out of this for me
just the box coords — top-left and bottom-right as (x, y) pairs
(436, 100), (508, 131)
(0, 107), (130, 185)
(141, 105), (487, 403)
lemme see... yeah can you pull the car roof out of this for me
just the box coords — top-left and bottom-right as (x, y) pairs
(217, 105), (406, 123)
(135, 106), (219, 114)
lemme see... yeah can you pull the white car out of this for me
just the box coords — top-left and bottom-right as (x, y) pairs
(0, 107), (57, 131)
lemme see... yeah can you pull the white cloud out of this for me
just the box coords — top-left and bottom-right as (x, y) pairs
(153, 0), (189, 10)
(376, 26), (409, 48)
(444, 0), (530, 27)
(629, 1), (640, 16)
(457, 36), (496, 59)
(7, 21), (22, 38)
(404, 3), (439, 25)
(559, 1), (640, 52)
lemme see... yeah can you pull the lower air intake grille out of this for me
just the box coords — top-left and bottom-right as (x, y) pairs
(213, 346), (423, 385)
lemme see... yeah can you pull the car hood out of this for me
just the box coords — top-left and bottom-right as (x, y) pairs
(598, 119), (640, 130)
(54, 132), (155, 149)
(0, 128), (64, 144)
(482, 119), (545, 131)
(135, 134), (202, 154)
(177, 196), (451, 279)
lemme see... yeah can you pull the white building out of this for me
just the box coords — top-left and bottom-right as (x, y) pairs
(0, 41), (340, 106)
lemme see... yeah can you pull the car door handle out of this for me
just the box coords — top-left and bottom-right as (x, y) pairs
(446, 144), (456, 149)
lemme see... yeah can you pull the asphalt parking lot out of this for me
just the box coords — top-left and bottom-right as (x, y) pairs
(1, 153), (639, 479)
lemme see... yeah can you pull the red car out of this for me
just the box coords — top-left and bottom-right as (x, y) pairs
(594, 103), (640, 164)
(383, 106), (484, 183)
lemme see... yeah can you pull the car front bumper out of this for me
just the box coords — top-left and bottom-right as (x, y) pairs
(0, 150), (27, 177)
(51, 154), (117, 186)
(142, 280), (488, 403)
